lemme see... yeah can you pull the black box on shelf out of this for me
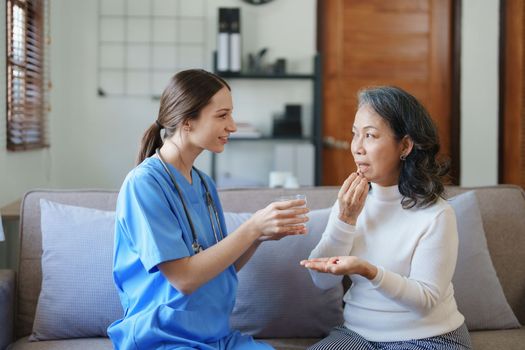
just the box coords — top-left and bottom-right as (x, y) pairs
(285, 104), (301, 120)
(272, 104), (302, 137)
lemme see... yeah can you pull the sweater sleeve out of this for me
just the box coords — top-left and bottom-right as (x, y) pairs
(371, 207), (459, 315)
(308, 201), (357, 289)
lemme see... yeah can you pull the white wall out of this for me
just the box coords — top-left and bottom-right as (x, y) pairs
(49, 0), (316, 189)
(460, 0), (500, 186)
(1, 0), (502, 203)
(0, 4), (51, 207)
(49, 0), (168, 190)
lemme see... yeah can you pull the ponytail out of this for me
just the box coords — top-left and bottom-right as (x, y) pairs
(136, 122), (163, 165)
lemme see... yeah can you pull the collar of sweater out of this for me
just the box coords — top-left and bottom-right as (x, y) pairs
(369, 183), (402, 202)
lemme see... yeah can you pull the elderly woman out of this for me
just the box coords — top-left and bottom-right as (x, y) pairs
(301, 86), (472, 350)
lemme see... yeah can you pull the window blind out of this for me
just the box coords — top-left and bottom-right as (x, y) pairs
(6, 0), (50, 151)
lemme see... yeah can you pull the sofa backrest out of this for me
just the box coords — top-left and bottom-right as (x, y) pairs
(15, 185), (525, 337)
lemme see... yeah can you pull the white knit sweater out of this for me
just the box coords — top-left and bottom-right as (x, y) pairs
(309, 183), (465, 342)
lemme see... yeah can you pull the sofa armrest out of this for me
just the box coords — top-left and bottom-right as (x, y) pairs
(0, 269), (15, 350)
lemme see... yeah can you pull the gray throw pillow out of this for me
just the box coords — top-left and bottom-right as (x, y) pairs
(449, 191), (520, 330)
(30, 199), (122, 341)
(227, 208), (344, 338)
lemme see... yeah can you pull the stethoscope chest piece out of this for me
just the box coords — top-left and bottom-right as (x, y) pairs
(192, 241), (204, 254)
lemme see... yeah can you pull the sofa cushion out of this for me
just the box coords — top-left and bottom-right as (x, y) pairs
(264, 338), (321, 350)
(10, 336), (114, 350)
(227, 208), (345, 338)
(470, 328), (525, 350)
(30, 200), (122, 341)
(449, 191), (520, 330)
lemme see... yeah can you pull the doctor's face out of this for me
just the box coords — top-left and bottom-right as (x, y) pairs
(187, 87), (237, 153)
(351, 104), (405, 187)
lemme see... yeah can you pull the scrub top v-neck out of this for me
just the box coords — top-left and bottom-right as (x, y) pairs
(107, 157), (238, 349)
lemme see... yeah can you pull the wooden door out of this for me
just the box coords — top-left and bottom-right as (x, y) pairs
(500, 0), (525, 188)
(319, 0), (457, 185)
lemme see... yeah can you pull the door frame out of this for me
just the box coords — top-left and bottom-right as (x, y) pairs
(499, 0), (524, 186)
(451, 0), (462, 185)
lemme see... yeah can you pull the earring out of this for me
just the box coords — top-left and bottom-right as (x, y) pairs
(400, 154), (407, 161)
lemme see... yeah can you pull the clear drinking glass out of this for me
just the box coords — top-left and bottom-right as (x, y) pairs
(274, 194), (307, 227)
(274, 194), (307, 207)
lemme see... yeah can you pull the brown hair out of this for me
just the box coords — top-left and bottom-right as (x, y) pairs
(136, 69), (230, 164)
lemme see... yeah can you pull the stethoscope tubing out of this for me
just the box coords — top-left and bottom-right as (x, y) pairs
(155, 148), (224, 254)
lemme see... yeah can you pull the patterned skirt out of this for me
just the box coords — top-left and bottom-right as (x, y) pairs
(307, 323), (472, 350)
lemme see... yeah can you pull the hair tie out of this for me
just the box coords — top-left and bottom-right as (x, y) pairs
(155, 120), (164, 129)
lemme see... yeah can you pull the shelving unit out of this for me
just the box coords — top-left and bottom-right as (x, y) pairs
(210, 54), (323, 186)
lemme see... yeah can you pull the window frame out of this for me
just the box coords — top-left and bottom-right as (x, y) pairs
(6, 0), (48, 151)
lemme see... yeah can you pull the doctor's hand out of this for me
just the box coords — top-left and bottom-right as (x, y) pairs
(300, 256), (378, 280)
(247, 199), (309, 242)
(338, 172), (369, 225)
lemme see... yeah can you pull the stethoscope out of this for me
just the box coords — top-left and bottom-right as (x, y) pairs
(155, 148), (225, 254)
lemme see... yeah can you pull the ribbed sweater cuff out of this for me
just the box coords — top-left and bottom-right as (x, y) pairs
(325, 218), (356, 244)
(371, 266), (384, 287)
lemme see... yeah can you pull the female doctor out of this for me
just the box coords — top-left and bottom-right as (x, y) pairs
(107, 69), (308, 349)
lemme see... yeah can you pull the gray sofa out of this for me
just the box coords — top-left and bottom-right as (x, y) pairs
(1, 185), (524, 350)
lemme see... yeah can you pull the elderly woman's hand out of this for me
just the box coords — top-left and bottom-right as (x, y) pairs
(300, 256), (378, 280)
(337, 172), (369, 225)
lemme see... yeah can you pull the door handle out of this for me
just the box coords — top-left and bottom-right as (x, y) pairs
(323, 136), (351, 150)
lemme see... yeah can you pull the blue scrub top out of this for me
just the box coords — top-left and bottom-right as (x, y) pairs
(108, 157), (238, 349)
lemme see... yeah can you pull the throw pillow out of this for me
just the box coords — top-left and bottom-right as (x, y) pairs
(227, 207), (344, 338)
(449, 191), (520, 330)
(30, 200), (122, 341)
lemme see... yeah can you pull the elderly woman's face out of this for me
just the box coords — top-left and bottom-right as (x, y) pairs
(351, 104), (406, 187)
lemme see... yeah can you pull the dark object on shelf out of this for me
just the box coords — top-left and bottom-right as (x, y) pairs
(272, 104), (302, 137)
(285, 104), (302, 121)
(247, 48), (268, 74)
(217, 8), (230, 72)
(242, 0), (275, 4)
(229, 8), (241, 73)
(216, 8), (242, 73)
(273, 58), (286, 75)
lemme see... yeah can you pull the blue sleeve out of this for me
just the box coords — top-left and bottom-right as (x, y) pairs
(118, 169), (190, 273)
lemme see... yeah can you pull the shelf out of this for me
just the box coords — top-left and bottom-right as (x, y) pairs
(216, 72), (315, 80)
(228, 136), (313, 142)
(212, 51), (315, 80)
